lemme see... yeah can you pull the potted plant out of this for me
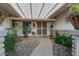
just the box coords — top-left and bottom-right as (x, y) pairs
(68, 4), (79, 29)
(69, 4), (79, 17)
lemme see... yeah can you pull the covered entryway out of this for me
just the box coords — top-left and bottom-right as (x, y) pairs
(11, 19), (55, 36)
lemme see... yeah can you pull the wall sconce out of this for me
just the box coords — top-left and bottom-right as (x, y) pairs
(33, 22), (35, 27)
(66, 17), (69, 22)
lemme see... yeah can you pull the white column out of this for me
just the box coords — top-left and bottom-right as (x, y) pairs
(47, 22), (50, 36)
(41, 22), (43, 36)
(35, 22), (37, 35)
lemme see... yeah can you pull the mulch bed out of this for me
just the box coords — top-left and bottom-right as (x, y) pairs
(53, 43), (72, 56)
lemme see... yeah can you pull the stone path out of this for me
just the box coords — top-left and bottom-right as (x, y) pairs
(31, 39), (53, 56)
(12, 38), (41, 56)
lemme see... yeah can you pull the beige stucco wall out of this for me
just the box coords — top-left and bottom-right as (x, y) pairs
(53, 9), (75, 30)
(14, 21), (24, 36)
(15, 21), (23, 28)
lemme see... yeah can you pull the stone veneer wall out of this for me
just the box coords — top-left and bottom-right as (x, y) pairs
(0, 25), (7, 56)
(0, 37), (5, 56)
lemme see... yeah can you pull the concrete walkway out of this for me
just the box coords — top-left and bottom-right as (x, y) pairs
(31, 39), (53, 56)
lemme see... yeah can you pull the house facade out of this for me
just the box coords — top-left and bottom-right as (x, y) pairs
(0, 3), (75, 37)
(0, 3), (79, 56)
(11, 19), (56, 36)
(8, 3), (75, 37)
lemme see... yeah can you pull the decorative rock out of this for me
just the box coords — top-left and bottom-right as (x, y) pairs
(0, 48), (5, 55)
(0, 37), (5, 44)
(53, 43), (72, 56)
(0, 43), (4, 49)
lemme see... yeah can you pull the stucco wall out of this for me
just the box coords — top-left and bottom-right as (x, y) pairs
(53, 9), (75, 30)
(14, 21), (24, 36)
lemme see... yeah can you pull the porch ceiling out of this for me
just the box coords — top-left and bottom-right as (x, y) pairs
(9, 3), (66, 19)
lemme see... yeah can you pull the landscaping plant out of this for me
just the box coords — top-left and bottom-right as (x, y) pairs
(54, 35), (72, 48)
(54, 35), (62, 44)
(65, 35), (72, 48)
(4, 28), (18, 55)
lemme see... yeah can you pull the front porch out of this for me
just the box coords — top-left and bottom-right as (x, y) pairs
(12, 19), (55, 37)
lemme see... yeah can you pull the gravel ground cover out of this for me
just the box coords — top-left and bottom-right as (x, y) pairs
(53, 43), (72, 56)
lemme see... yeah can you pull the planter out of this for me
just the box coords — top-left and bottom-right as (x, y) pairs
(68, 15), (79, 29)
(68, 4), (79, 29)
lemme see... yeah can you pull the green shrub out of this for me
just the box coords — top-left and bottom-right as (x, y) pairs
(54, 35), (62, 44)
(4, 28), (18, 55)
(54, 35), (72, 48)
(65, 35), (72, 48)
